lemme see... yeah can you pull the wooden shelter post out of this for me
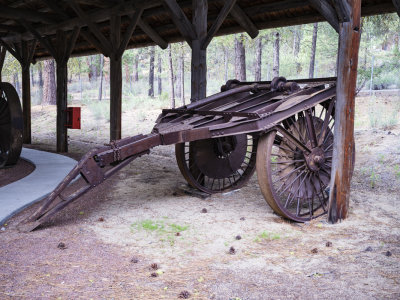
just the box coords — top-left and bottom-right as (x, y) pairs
(110, 15), (122, 141)
(0, 39), (36, 144)
(191, 0), (208, 101)
(0, 46), (6, 81)
(328, 0), (361, 223)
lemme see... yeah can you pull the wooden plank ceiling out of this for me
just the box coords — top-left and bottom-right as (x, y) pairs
(0, 0), (397, 60)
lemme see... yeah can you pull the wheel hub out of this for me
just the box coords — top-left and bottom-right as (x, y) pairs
(304, 147), (325, 172)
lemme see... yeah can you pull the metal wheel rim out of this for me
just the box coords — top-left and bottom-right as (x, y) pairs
(256, 100), (335, 222)
(175, 134), (258, 194)
(0, 82), (23, 168)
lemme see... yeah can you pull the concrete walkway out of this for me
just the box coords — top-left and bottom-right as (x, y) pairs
(0, 148), (77, 226)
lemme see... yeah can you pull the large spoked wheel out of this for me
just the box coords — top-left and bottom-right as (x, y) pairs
(0, 82), (23, 168)
(176, 134), (258, 194)
(256, 99), (335, 222)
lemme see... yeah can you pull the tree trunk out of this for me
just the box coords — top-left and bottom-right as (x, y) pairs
(234, 34), (246, 81)
(38, 61), (43, 87)
(224, 46), (228, 82)
(38, 61), (43, 101)
(43, 59), (56, 105)
(157, 53), (162, 95)
(293, 25), (302, 74)
(133, 56), (139, 82)
(309, 23), (318, 79)
(168, 45), (175, 108)
(148, 46), (155, 98)
(30, 68), (35, 87)
(254, 37), (262, 81)
(180, 43), (185, 105)
(273, 32), (280, 78)
(98, 55), (104, 101)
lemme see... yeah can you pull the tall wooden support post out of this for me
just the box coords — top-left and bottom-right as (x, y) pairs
(55, 30), (69, 152)
(21, 41), (32, 144)
(110, 15), (122, 141)
(0, 40), (37, 144)
(0, 46), (6, 81)
(191, 0), (207, 101)
(328, 0), (361, 223)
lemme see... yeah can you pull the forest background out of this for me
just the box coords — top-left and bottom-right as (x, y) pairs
(1, 14), (399, 112)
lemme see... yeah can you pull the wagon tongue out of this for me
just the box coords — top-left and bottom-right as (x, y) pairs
(18, 133), (162, 232)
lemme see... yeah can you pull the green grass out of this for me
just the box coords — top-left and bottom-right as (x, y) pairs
(130, 219), (189, 246)
(254, 231), (281, 243)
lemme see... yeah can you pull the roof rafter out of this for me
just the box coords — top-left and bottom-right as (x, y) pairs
(392, 0), (400, 17)
(230, 3), (259, 39)
(308, 0), (339, 32)
(163, 0), (196, 44)
(202, 0), (237, 49)
(138, 19), (168, 49)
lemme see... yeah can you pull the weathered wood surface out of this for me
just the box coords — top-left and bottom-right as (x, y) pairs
(328, 0), (361, 223)
(308, 0), (339, 32)
(0, 46), (6, 81)
(21, 41), (32, 144)
(393, 0), (400, 17)
(191, 0), (208, 101)
(110, 14), (122, 141)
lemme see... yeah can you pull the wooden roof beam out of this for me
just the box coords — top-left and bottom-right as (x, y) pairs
(138, 19), (168, 49)
(202, 0), (237, 49)
(1, 0), (162, 43)
(116, 9), (144, 58)
(0, 5), (58, 24)
(163, 0), (196, 45)
(332, 0), (351, 23)
(308, 0), (339, 32)
(230, 4), (259, 39)
(67, 0), (113, 57)
(393, 0), (400, 17)
(18, 19), (57, 58)
(0, 39), (22, 62)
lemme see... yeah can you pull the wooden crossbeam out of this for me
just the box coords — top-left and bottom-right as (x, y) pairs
(138, 19), (168, 49)
(202, 0), (237, 49)
(64, 27), (80, 62)
(19, 19), (57, 58)
(0, 39), (21, 62)
(332, 0), (351, 23)
(230, 4), (259, 39)
(308, 0), (339, 32)
(393, 0), (400, 17)
(163, 0), (196, 45)
(0, 5), (58, 24)
(68, 0), (113, 57)
(116, 9), (143, 58)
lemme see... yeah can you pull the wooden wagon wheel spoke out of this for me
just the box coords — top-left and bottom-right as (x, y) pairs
(175, 134), (258, 194)
(256, 98), (335, 222)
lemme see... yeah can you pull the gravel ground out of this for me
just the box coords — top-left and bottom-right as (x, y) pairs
(0, 159), (35, 188)
(0, 98), (399, 299)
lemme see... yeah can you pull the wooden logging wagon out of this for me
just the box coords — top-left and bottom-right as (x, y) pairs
(13, 76), (352, 232)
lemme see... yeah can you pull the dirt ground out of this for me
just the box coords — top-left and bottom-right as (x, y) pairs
(0, 95), (399, 299)
(0, 159), (35, 188)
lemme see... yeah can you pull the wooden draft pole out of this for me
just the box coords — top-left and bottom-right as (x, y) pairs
(328, 0), (361, 223)
(163, 0), (257, 102)
(0, 39), (37, 144)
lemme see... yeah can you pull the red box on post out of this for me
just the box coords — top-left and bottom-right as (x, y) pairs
(66, 107), (81, 129)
